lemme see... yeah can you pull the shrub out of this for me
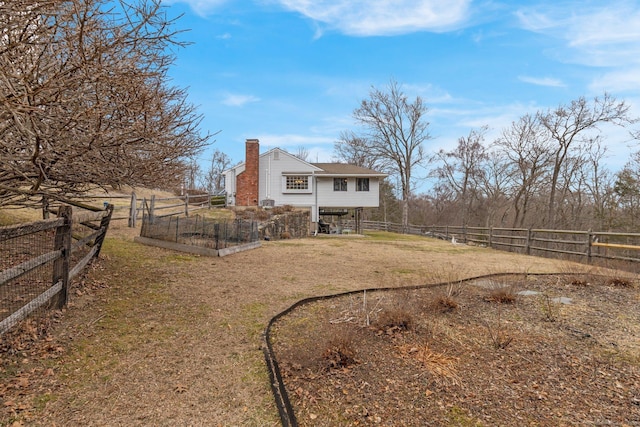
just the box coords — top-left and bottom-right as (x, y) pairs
(323, 332), (358, 370)
(606, 277), (633, 288)
(483, 288), (517, 304)
(271, 206), (285, 215)
(434, 296), (458, 313)
(375, 307), (414, 335)
(569, 277), (589, 286)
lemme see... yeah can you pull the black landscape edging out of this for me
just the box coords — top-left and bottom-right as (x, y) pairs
(262, 271), (584, 427)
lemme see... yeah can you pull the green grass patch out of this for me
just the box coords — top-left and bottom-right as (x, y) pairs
(363, 231), (427, 242)
(32, 393), (57, 411)
(55, 235), (207, 393)
(240, 302), (269, 339)
(162, 253), (200, 263)
(447, 405), (484, 426)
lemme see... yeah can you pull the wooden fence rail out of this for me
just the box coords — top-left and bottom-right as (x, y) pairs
(43, 192), (226, 227)
(362, 221), (640, 268)
(0, 205), (113, 335)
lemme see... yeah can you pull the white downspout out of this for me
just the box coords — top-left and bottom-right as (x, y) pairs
(267, 153), (271, 199)
(313, 172), (318, 222)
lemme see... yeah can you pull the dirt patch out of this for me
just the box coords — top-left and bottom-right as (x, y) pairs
(0, 224), (636, 426)
(270, 275), (640, 426)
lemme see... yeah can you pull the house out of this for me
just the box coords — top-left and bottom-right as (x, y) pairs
(224, 139), (387, 233)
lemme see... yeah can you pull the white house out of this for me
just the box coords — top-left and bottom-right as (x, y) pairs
(224, 139), (387, 232)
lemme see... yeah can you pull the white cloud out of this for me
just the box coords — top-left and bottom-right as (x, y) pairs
(564, 6), (640, 49)
(589, 68), (640, 93)
(429, 101), (543, 148)
(221, 93), (261, 107)
(516, 2), (640, 67)
(516, 2), (640, 95)
(276, 0), (471, 36)
(403, 83), (456, 104)
(518, 75), (565, 88)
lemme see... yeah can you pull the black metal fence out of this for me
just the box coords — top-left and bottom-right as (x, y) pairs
(0, 205), (113, 335)
(140, 211), (259, 250)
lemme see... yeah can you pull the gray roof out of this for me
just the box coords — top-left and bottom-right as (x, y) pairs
(311, 163), (387, 177)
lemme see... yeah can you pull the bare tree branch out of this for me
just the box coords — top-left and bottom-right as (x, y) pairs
(352, 79), (431, 231)
(0, 0), (211, 207)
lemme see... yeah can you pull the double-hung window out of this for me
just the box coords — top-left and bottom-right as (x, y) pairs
(333, 178), (347, 191)
(356, 178), (370, 191)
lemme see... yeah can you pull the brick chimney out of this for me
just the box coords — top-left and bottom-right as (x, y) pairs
(236, 139), (259, 206)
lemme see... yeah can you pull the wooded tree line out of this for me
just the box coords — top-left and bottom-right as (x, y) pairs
(335, 81), (640, 232)
(0, 0), (210, 208)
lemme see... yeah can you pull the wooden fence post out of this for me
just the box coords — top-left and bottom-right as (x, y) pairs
(150, 195), (156, 224)
(128, 192), (137, 228)
(94, 205), (114, 258)
(52, 206), (72, 308)
(526, 229), (532, 255)
(184, 193), (189, 217)
(488, 227), (493, 248)
(587, 229), (593, 264)
(42, 196), (50, 219)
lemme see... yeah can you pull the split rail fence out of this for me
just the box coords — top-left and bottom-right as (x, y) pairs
(42, 192), (226, 228)
(362, 221), (640, 270)
(0, 205), (113, 335)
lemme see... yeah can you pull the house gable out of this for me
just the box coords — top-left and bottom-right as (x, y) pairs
(259, 148), (321, 206)
(224, 139), (387, 219)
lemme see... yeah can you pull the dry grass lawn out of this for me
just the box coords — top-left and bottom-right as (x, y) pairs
(0, 218), (635, 426)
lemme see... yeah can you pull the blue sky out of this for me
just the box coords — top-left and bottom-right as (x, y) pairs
(160, 0), (640, 179)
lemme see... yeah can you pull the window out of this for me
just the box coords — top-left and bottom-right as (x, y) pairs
(333, 178), (347, 191)
(285, 175), (308, 190)
(356, 178), (370, 191)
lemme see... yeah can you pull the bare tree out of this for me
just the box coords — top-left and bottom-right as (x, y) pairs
(0, 0), (210, 208)
(476, 150), (512, 227)
(555, 153), (587, 228)
(293, 145), (310, 162)
(203, 148), (231, 194)
(185, 157), (201, 191)
(333, 130), (387, 170)
(432, 127), (489, 226)
(494, 114), (553, 227)
(537, 93), (632, 227)
(579, 139), (616, 230)
(353, 80), (431, 231)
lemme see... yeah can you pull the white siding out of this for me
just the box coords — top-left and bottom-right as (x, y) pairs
(316, 177), (380, 207)
(259, 150), (319, 207)
(223, 164), (244, 206)
(227, 146), (383, 216)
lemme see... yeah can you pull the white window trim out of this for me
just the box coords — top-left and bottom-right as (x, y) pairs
(282, 174), (312, 193)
